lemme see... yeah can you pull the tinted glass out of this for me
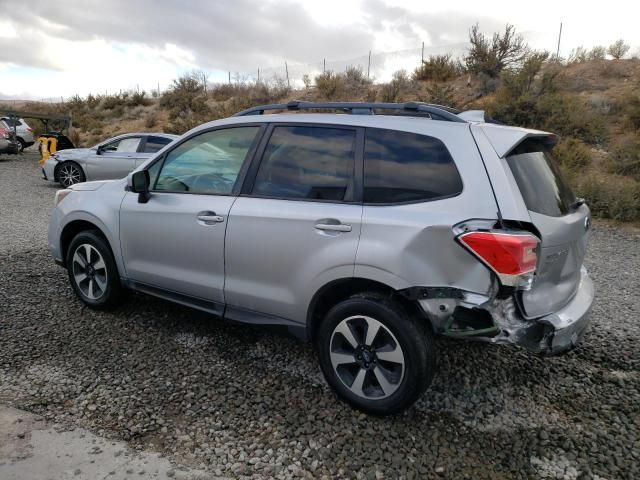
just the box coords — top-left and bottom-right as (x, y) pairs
(155, 127), (259, 194)
(363, 128), (462, 203)
(144, 135), (173, 153)
(506, 139), (576, 217)
(104, 137), (141, 153)
(252, 126), (356, 201)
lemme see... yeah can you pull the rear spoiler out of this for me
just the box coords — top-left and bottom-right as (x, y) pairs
(474, 123), (559, 158)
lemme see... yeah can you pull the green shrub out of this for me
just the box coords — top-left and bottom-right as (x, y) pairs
(465, 24), (529, 78)
(413, 54), (460, 82)
(608, 136), (640, 181)
(129, 91), (151, 107)
(625, 94), (640, 130)
(144, 111), (158, 128)
(574, 174), (640, 221)
(424, 83), (455, 106)
(314, 71), (346, 100)
(343, 66), (372, 93)
(379, 70), (414, 103)
(488, 92), (605, 144)
(553, 137), (592, 173)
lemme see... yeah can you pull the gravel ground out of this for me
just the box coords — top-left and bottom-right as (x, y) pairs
(1, 153), (639, 479)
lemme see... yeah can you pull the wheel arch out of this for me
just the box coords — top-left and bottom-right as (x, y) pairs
(306, 277), (429, 342)
(60, 220), (117, 272)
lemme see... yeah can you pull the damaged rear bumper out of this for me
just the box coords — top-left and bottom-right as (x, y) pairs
(515, 267), (594, 355)
(416, 267), (594, 356)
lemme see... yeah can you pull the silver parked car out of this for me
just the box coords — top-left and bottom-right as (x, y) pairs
(43, 132), (179, 187)
(1, 117), (35, 151)
(48, 102), (594, 414)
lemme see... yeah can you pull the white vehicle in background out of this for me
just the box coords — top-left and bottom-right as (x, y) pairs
(1, 117), (35, 151)
(43, 132), (179, 187)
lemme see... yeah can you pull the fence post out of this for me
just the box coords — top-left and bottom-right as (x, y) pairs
(285, 62), (290, 88)
(367, 50), (371, 79)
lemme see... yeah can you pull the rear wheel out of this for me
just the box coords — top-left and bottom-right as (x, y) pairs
(66, 230), (122, 310)
(17, 138), (25, 152)
(58, 161), (85, 187)
(317, 292), (435, 415)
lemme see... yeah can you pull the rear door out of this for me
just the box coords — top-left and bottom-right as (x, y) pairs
(224, 123), (363, 323)
(504, 138), (591, 318)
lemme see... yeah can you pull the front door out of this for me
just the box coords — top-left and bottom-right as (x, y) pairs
(87, 136), (143, 180)
(119, 126), (262, 310)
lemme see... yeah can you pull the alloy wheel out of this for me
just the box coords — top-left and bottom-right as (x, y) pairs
(59, 164), (82, 187)
(329, 315), (405, 399)
(71, 244), (108, 300)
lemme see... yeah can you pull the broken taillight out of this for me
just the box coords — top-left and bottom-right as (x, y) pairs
(458, 231), (539, 289)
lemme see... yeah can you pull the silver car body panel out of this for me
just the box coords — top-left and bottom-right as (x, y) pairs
(44, 133), (178, 184)
(119, 190), (235, 306)
(225, 197), (363, 324)
(48, 112), (594, 355)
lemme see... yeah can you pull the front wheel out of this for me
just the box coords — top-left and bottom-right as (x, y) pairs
(58, 161), (85, 187)
(317, 292), (436, 415)
(66, 230), (123, 310)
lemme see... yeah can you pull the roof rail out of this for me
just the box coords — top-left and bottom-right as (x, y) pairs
(232, 101), (467, 123)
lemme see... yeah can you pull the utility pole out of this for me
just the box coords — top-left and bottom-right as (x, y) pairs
(257, 68), (260, 83)
(367, 50), (371, 79)
(556, 22), (563, 59)
(228, 71), (231, 84)
(323, 58), (326, 73)
(285, 62), (290, 88)
(421, 41), (424, 63)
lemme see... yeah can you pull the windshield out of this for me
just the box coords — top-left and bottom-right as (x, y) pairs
(506, 138), (576, 217)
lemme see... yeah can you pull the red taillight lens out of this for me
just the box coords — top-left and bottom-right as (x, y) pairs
(458, 231), (539, 276)
(27, 127), (34, 132)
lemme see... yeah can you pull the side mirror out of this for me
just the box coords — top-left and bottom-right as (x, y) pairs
(96, 145), (104, 155)
(127, 170), (151, 203)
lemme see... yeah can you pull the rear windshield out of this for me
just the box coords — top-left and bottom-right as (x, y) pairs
(506, 138), (576, 217)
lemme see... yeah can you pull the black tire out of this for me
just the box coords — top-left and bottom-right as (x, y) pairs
(17, 138), (25, 152)
(66, 230), (123, 310)
(57, 161), (85, 187)
(316, 292), (436, 415)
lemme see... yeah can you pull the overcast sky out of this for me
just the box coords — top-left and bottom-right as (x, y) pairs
(1, 0), (639, 100)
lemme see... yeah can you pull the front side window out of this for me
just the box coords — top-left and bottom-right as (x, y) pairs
(363, 128), (463, 204)
(252, 126), (356, 201)
(104, 137), (141, 153)
(144, 136), (173, 153)
(154, 127), (259, 195)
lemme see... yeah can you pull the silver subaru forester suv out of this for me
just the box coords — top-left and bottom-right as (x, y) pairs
(48, 102), (594, 415)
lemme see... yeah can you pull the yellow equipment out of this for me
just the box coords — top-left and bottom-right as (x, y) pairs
(38, 136), (58, 166)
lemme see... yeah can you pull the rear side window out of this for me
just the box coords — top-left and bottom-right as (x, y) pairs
(252, 126), (356, 201)
(144, 136), (173, 153)
(506, 139), (576, 217)
(363, 128), (462, 204)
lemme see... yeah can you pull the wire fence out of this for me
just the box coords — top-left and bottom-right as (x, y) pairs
(32, 42), (472, 103)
